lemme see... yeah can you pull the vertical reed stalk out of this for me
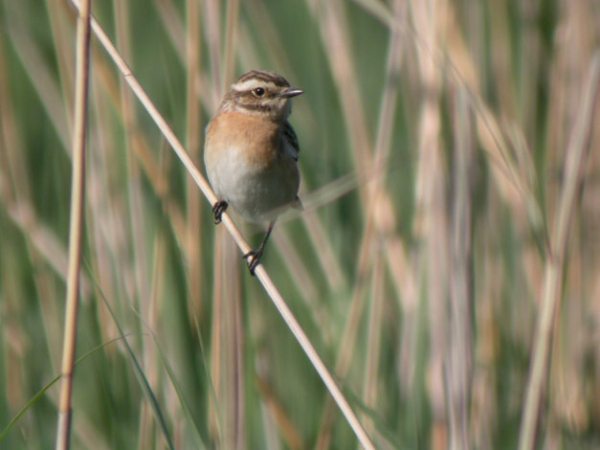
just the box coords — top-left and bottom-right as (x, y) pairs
(186, 0), (203, 319)
(519, 52), (600, 450)
(518, 52), (600, 450)
(55, 0), (92, 448)
(447, 88), (474, 450)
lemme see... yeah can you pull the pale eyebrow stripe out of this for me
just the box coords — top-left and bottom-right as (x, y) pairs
(232, 79), (277, 92)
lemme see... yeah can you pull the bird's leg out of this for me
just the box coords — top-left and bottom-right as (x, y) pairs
(243, 220), (276, 275)
(212, 200), (228, 224)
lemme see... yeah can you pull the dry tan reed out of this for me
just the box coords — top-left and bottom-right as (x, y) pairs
(55, 0), (92, 448)
(518, 52), (600, 450)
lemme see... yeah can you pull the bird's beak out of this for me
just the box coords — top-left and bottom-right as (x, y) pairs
(280, 88), (303, 98)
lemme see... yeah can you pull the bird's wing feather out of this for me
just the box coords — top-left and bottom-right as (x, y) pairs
(282, 120), (300, 161)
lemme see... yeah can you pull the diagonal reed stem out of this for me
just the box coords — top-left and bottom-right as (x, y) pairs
(66, 0), (375, 448)
(55, 0), (92, 449)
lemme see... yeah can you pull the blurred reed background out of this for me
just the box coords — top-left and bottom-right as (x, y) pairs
(0, 0), (599, 449)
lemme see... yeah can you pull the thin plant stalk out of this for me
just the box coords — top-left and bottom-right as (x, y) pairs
(55, 0), (92, 448)
(362, 248), (384, 435)
(518, 52), (600, 450)
(447, 88), (474, 450)
(222, 0), (240, 88)
(185, 0), (203, 319)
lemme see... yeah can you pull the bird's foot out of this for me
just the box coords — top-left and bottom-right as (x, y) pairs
(243, 249), (263, 276)
(212, 201), (228, 224)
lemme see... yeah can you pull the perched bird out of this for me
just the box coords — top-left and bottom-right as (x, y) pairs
(204, 70), (303, 274)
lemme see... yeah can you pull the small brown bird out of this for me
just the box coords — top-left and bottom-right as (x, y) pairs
(204, 70), (303, 274)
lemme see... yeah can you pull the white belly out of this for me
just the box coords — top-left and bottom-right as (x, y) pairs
(206, 144), (299, 223)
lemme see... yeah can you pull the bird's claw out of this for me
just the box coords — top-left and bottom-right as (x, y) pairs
(212, 201), (228, 224)
(243, 250), (263, 276)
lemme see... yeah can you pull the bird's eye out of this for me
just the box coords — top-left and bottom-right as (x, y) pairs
(252, 87), (266, 97)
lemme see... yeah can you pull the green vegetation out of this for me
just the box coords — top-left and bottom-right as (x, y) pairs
(0, 0), (599, 449)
